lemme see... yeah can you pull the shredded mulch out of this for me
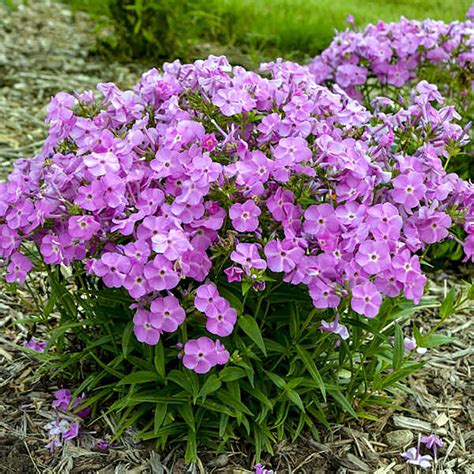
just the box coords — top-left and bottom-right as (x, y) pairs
(0, 1), (473, 473)
(0, 0), (140, 179)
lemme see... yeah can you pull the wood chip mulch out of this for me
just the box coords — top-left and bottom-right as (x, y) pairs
(0, 1), (473, 473)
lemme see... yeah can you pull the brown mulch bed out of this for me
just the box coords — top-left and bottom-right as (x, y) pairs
(0, 0), (140, 179)
(0, 1), (473, 473)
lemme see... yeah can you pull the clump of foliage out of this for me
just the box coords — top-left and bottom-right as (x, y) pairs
(2, 56), (473, 463)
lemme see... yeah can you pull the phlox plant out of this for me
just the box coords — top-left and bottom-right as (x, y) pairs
(309, 9), (474, 181)
(2, 55), (474, 462)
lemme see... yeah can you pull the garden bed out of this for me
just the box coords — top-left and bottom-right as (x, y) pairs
(0, 2), (473, 473)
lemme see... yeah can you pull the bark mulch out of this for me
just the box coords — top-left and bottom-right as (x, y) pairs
(0, 1), (473, 473)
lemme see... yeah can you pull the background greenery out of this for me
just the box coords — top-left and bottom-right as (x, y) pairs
(63, 0), (472, 66)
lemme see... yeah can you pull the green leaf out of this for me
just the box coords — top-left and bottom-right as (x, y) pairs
(167, 370), (195, 395)
(241, 280), (252, 296)
(219, 367), (246, 382)
(421, 333), (456, 348)
(238, 314), (267, 356)
(380, 364), (423, 389)
(286, 389), (305, 412)
(393, 324), (404, 370)
(440, 287), (456, 320)
(216, 390), (253, 416)
(295, 345), (326, 401)
(412, 323), (423, 346)
(154, 403), (168, 431)
(198, 374), (222, 399)
(219, 414), (229, 438)
(241, 382), (273, 411)
(154, 342), (166, 379)
(328, 390), (358, 418)
(185, 429), (197, 462)
(289, 304), (300, 340)
(265, 371), (286, 389)
(122, 322), (134, 359)
(117, 370), (159, 385)
(467, 284), (474, 300)
(178, 404), (195, 431)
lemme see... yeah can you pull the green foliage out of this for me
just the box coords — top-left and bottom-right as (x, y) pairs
(63, 0), (472, 66)
(24, 253), (469, 462)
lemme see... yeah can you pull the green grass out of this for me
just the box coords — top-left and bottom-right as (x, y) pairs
(63, 0), (472, 64)
(216, 0), (472, 60)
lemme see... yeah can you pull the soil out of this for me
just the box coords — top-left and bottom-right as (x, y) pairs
(0, 1), (473, 473)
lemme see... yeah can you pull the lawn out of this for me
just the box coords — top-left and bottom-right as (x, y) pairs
(63, 0), (472, 63)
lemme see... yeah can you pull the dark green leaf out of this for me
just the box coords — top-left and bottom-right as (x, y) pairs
(117, 370), (159, 385)
(154, 342), (166, 379)
(239, 314), (266, 356)
(440, 287), (456, 320)
(216, 390), (253, 416)
(154, 403), (168, 431)
(328, 390), (358, 418)
(219, 367), (246, 382)
(286, 389), (305, 412)
(121, 321), (134, 358)
(295, 345), (326, 401)
(198, 374), (222, 399)
(393, 324), (404, 370)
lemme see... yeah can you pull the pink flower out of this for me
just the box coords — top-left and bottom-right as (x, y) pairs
(336, 64), (368, 88)
(320, 314), (349, 339)
(201, 133), (218, 151)
(230, 243), (267, 273)
(152, 229), (192, 260)
(205, 298), (237, 337)
(229, 200), (261, 232)
(273, 137), (312, 163)
(309, 279), (341, 309)
(420, 434), (444, 457)
(143, 255), (180, 291)
(416, 208), (451, 244)
(5, 252), (32, 285)
(182, 337), (229, 374)
(304, 204), (339, 237)
(351, 281), (382, 318)
(63, 422), (80, 441)
(254, 464), (274, 474)
(68, 215), (100, 241)
(401, 447), (432, 470)
(391, 173), (426, 210)
(194, 283), (221, 318)
(150, 295), (186, 333)
(224, 265), (245, 283)
(264, 239), (304, 273)
(122, 240), (151, 263)
(123, 263), (149, 298)
(92, 252), (131, 288)
(83, 151), (120, 177)
(23, 337), (46, 353)
(133, 309), (161, 345)
(391, 249), (421, 283)
(52, 389), (73, 411)
(355, 241), (391, 274)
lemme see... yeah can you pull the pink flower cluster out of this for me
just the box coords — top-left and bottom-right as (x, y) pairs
(43, 389), (89, 452)
(0, 55), (472, 374)
(309, 13), (473, 101)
